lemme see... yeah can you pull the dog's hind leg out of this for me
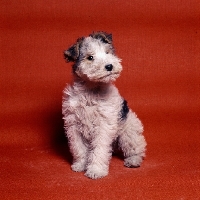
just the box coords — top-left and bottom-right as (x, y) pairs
(118, 111), (146, 168)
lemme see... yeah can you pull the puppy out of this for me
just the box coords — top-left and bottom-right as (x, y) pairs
(62, 31), (146, 179)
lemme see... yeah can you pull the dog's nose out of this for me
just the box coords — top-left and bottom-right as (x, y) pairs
(105, 64), (113, 71)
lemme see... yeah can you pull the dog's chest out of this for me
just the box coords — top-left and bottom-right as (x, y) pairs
(74, 86), (121, 120)
(64, 83), (123, 140)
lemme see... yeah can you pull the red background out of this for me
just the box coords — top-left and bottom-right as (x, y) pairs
(1, 0), (200, 199)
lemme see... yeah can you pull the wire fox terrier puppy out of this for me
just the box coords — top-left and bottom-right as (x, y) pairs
(62, 31), (146, 179)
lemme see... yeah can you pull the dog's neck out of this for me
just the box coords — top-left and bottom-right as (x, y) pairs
(74, 75), (112, 93)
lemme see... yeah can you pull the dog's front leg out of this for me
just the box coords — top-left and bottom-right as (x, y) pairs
(66, 124), (88, 172)
(85, 131), (114, 179)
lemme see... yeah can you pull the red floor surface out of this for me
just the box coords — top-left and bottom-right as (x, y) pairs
(1, 0), (200, 199)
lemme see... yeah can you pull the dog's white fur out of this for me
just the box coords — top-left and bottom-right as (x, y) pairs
(62, 32), (146, 179)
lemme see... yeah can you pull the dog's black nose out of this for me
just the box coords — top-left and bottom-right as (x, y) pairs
(105, 64), (113, 71)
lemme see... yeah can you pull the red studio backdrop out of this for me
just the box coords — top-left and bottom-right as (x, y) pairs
(1, 0), (200, 199)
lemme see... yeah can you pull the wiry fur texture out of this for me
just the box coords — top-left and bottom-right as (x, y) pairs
(62, 31), (146, 179)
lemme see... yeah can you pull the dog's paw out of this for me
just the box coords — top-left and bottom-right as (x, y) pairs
(124, 155), (143, 168)
(85, 166), (108, 179)
(71, 161), (86, 172)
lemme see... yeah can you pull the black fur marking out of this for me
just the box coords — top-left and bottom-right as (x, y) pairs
(64, 46), (77, 62)
(64, 37), (84, 62)
(121, 100), (129, 120)
(90, 32), (115, 54)
(90, 31), (112, 44)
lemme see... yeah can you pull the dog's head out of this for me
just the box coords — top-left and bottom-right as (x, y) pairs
(64, 31), (122, 83)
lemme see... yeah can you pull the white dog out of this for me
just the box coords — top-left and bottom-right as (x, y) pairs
(62, 32), (146, 179)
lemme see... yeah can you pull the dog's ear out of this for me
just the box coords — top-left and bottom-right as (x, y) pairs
(64, 37), (84, 62)
(90, 31), (112, 44)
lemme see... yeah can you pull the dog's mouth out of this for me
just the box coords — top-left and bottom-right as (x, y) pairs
(98, 72), (120, 80)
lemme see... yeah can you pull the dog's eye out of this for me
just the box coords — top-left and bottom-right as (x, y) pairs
(87, 56), (93, 61)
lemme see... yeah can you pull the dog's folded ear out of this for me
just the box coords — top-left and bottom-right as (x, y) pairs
(90, 31), (112, 44)
(64, 37), (84, 62)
